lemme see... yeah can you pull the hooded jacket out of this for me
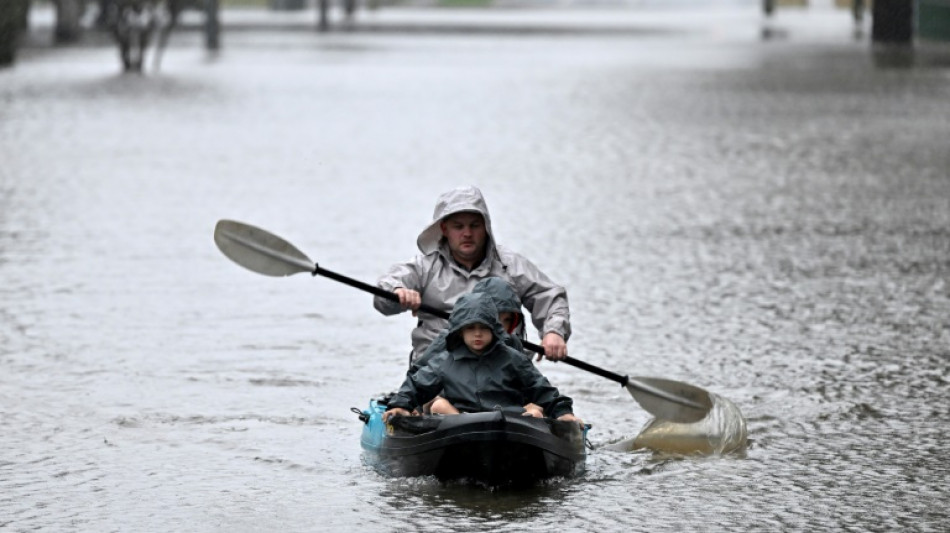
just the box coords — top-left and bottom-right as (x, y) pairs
(375, 186), (570, 361)
(408, 277), (526, 375)
(387, 292), (574, 419)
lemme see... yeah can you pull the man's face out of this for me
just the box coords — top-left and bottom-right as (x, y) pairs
(440, 212), (487, 267)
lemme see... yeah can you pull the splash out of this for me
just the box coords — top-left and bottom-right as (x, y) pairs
(618, 393), (747, 456)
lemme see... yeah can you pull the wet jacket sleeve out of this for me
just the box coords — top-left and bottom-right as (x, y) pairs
(387, 356), (446, 412)
(512, 354), (574, 419)
(408, 330), (448, 375)
(500, 247), (571, 342)
(374, 255), (427, 315)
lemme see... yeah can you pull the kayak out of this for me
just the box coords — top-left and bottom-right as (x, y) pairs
(355, 398), (588, 487)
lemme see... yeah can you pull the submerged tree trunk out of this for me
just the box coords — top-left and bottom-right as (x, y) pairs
(317, 0), (329, 32)
(20, 0), (32, 31)
(54, 0), (85, 43)
(0, 0), (30, 66)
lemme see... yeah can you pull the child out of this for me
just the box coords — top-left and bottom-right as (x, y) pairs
(382, 292), (583, 426)
(408, 277), (526, 375)
(409, 277), (538, 415)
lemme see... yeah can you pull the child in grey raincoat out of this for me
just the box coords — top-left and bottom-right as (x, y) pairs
(382, 292), (583, 426)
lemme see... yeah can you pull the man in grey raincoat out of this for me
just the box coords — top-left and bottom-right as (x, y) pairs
(382, 292), (580, 424)
(375, 185), (570, 364)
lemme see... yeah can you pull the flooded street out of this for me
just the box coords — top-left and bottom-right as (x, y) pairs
(2, 4), (949, 531)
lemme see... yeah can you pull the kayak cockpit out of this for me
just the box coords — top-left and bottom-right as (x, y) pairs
(357, 398), (588, 487)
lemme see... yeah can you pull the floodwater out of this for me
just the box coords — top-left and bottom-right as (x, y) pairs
(2, 4), (949, 531)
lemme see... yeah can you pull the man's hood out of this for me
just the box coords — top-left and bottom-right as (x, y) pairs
(416, 185), (495, 255)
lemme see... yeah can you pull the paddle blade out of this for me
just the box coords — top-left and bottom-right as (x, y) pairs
(606, 393), (747, 456)
(631, 393), (747, 456)
(626, 377), (713, 423)
(214, 219), (315, 277)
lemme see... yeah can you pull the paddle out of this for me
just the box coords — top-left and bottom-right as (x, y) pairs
(213, 219), (713, 423)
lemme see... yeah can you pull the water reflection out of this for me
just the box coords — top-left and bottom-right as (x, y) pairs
(384, 477), (563, 511)
(3, 4), (950, 531)
(871, 43), (917, 69)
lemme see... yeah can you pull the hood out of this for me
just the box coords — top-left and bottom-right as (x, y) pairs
(473, 277), (525, 337)
(444, 292), (506, 352)
(472, 277), (522, 315)
(416, 186), (495, 255)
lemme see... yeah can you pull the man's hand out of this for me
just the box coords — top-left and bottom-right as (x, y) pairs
(382, 407), (412, 422)
(538, 332), (567, 361)
(394, 288), (422, 312)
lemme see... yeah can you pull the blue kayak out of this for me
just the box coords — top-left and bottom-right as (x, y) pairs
(355, 398), (588, 486)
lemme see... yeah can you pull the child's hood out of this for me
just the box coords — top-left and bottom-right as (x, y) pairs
(445, 292), (507, 351)
(472, 277), (523, 318)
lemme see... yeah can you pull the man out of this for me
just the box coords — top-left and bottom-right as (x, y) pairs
(374, 185), (570, 364)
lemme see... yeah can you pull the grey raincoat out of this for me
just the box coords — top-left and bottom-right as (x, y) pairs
(375, 186), (570, 361)
(386, 292), (574, 419)
(408, 277), (526, 375)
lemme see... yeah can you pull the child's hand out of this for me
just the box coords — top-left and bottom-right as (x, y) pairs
(382, 407), (412, 422)
(556, 413), (584, 427)
(522, 403), (544, 418)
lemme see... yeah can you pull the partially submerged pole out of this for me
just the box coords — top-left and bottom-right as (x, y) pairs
(206, 0), (220, 50)
(318, 0), (330, 32)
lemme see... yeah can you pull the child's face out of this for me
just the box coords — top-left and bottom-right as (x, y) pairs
(461, 322), (493, 354)
(498, 312), (516, 334)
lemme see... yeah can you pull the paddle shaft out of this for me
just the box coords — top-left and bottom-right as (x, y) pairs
(313, 263), (631, 387)
(214, 219), (711, 419)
